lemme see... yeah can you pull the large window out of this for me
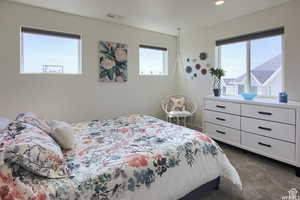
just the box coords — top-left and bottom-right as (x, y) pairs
(21, 27), (81, 74)
(139, 45), (168, 75)
(217, 28), (284, 97)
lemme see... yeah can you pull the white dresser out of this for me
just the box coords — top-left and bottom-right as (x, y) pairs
(203, 96), (300, 176)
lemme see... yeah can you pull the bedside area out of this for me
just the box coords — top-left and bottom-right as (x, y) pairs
(203, 95), (300, 176)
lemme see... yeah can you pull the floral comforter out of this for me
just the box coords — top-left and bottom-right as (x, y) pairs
(0, 115), (242, 200)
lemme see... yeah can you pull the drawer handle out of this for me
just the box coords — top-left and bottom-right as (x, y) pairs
(258, 142), (272, 148)
(216, 105), (226, 109)
(258, 126), (272, 131)
(258, 111), (272, 116)
(216, 117), (226, 121)
(216, 130), (226, 135)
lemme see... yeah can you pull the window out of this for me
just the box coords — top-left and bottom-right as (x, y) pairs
(139, 45), (168, 75)
(21, 27), (81, 74)
(217, 28), (284, 97)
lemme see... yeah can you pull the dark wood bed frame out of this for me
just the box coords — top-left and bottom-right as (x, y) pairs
(181, 177), (220, 200)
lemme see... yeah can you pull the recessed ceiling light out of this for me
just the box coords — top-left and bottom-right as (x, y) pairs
(215, 0), (225, 6)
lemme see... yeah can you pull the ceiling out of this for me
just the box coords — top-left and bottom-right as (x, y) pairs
(8, 0), (292, 35)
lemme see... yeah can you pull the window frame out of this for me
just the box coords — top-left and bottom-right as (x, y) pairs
(20, 26), (82, 75)
(216, 28), (285, 98)
(139, 44), (168, 76)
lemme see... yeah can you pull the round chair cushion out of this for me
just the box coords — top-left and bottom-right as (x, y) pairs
(168, 110), (192, 118)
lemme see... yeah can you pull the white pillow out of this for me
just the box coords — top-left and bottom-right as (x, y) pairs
(47, 120), (75, 150)
(0, 117), (12, 132)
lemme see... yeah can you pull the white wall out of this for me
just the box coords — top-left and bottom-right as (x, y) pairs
(180, 0), (300, 128)
(0, 1), (177, 122)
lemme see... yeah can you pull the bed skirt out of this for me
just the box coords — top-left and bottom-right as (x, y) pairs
(181, 177), (220, 200)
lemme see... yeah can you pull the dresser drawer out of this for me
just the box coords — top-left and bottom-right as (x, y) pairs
(205, 100), (240, 115)
(204, 110), (240, 129)
(205, 122), (240, 145)
(241, 132), (295, 162)
(241, 117), (295, 143)
(241, 104), (295, 124)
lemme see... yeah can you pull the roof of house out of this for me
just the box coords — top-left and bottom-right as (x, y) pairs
(223, 54), (281, 86)
(223, 78), (236, 86)
(251, 54), (281, 84)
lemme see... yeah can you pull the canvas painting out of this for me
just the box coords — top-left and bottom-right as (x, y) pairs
(99, 41), (128, 82)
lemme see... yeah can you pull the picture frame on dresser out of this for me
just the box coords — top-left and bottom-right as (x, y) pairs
(203, 95), (300, 176)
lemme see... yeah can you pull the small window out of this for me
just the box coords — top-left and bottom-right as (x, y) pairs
(21, 27), (81, 74)
(139, 45), (168, 75)
(217, 27), (284, 97)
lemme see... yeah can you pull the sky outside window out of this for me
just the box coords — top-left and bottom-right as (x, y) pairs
(220, 35), (283, 96)
(139, 48), (167, 75)
(22, 33), (80, 74)
(221, 41), (247, 79)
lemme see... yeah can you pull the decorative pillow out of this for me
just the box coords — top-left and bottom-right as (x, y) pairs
(16, 112), (51, 134)
(48, 120), (75, 150)
(2, 121), (70, 178)
(0, 117), (12, 133)
(169, 97), (186, 111)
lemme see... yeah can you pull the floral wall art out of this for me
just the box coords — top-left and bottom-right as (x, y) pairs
(99, 41), (128, 82)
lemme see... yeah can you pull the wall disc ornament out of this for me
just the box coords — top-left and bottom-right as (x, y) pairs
(201, 68), (207, 75)
(199, 52), (207, 60)
(185, 66), (192, 74)
(195, 64), (201, 70)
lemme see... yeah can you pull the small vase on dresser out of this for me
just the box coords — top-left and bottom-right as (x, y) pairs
(203, 95), (300, 176)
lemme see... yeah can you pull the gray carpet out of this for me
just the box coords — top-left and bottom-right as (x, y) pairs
(200, 143), (300, 200)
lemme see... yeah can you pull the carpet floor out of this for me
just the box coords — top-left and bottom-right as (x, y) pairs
(200, 143), (300, 200)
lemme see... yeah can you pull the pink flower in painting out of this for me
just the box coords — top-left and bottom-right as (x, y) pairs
(116, 76), (124, 82)
(101, 58), (115, 70)
(107, 42), (113, 46)
(195, 133), (212, 143)
(126, 154), (148, 168)
(115, 48), (127, 62)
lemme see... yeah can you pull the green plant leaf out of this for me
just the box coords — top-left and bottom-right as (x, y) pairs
(107, 70), (114, 80)
(99, 42), (110, 52)
(99, 70), (107, 78)
(115, 67), (121, 76)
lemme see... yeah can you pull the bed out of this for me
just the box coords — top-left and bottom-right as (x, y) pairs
(0, 114), (241, 200)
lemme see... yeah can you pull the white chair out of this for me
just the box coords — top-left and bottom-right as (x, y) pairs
(161, 95), (197, 127)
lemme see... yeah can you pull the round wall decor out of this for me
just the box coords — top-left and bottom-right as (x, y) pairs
(185, 66), (192, 74)
(199, 52), (207, 60)
(195, 64), (201, 70)
(201, 68), (207, 75)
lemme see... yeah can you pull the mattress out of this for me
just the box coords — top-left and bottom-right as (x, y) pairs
(0, 114), (242, 200)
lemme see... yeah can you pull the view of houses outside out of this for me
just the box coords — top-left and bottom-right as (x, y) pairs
(43, 65), (64, 73)
(221, 35), (282, 97)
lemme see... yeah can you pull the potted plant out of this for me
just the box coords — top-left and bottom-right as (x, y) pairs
(209, 67), (225, 97)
